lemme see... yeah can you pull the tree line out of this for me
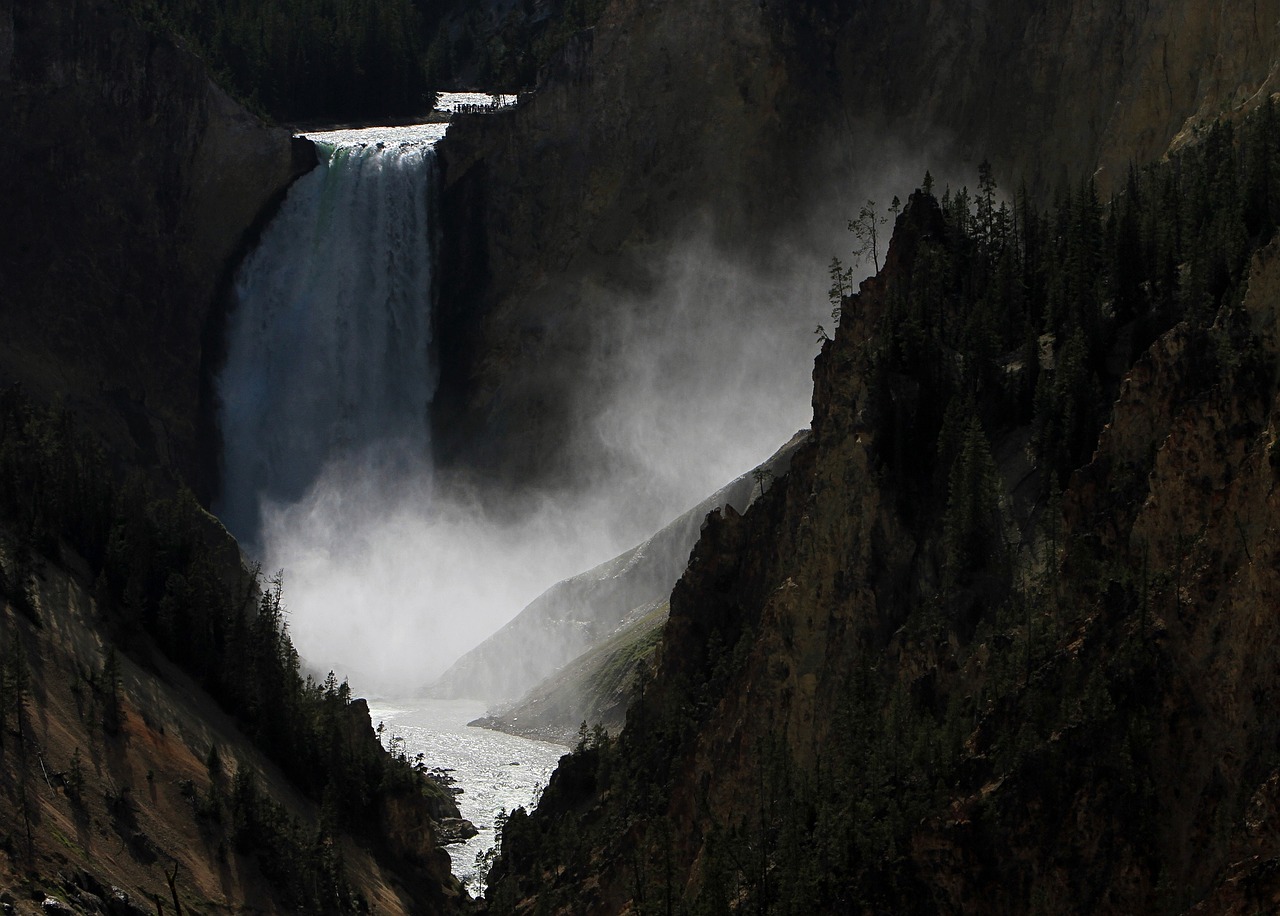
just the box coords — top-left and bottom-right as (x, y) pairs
(481, 98), (1280, 913)
(0, 386), (452, 910)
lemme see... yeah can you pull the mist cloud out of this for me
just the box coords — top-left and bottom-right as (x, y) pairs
(253, 130), (962, 698)
(260, 456), (630, 695)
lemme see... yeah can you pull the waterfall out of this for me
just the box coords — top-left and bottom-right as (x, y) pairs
(204, 96), (822, 696)
(216, 124), (447, 544)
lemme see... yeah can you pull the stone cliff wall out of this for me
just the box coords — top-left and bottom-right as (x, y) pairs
(434, 0), (796, 482)
(0, 527), (465, 913)
(434, 0), (1280, 487)
(485, 188), (1280, 913)
(0, 0), (307, 498)
(800, 0), (1280, 190)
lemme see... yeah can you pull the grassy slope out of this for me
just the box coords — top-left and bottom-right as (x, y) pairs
(472, 602), (669, 746)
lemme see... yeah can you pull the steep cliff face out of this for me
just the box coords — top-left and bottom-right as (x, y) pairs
(794, 0), (1280, 190)
(483, 125), (1280, 911)
(433, 0), (801, 485)
(434, 0), (1280, 489)
(0, 0), (307, 498)
(433, 0), (796, 487)
(0, 535), (466, 914)
(482, 207), (929, 910)
(0, 385), (472, 912)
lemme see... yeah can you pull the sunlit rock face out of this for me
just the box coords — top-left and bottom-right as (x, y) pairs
(0, 0), (304, 494)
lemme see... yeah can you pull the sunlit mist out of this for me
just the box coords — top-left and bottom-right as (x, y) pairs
(219, 120), (955, 697)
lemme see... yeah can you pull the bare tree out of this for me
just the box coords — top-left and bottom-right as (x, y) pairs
(849, 200), (887, 272)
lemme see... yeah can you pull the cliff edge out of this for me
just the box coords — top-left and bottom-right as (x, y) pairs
(0, 0), (308, 499)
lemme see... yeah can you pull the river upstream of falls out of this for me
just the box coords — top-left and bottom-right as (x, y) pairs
(368, 699), (566, 894)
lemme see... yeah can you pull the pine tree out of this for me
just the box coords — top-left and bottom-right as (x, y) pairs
(942, 415), (1003, 585)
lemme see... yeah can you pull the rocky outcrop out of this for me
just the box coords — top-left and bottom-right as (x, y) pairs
(0, 538), (464, 914)
(0, 0), (307, 498)
(482, 175), (1280, 912)
(435, 817), (481, 845)
(433, 0), (1280, 488)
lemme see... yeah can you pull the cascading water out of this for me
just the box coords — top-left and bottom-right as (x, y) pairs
(216, 123), (447, 544)
(214, 111), (573, 890)
(208, 98), (832, 890)
(214, 106), (585, 694)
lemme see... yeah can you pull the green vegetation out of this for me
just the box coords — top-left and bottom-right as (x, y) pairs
(486, 602), (668, 743)
(0, 386), (444, 910)
(584, 604), (667, 710)
(484, 99), (1280, 913)
(218, 764), (366, 912)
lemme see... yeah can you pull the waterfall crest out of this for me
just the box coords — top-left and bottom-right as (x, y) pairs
(216, 124), (445, 543)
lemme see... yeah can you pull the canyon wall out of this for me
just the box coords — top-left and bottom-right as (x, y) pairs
(0, 4), (474, 910)
(484, 180), (1280, 913)
(0, 0), (308, 498)
(434, 0), (1280, 488)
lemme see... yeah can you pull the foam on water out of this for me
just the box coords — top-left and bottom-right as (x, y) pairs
(370, 699), (565, 895)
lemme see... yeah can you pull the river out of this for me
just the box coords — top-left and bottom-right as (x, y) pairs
(368, 698), (567, 894)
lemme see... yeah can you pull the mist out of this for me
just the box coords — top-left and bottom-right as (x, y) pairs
(242, 132), (964, 698)
(259, 454), (633, 695)
(259, 226), (834, 696)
